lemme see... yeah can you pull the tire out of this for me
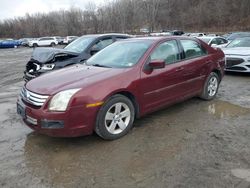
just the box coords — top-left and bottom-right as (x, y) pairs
(95, 94), (135, 140)
(33, 43), (38, 47)
(200, 72), (219, 100)
(51, 42), (56, 47)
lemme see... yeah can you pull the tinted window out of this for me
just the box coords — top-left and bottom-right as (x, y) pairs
(40, 38), (52, 41)
(216, 38), (227, 45)
(151, 40), (180, 64)
(180, 40), (207, 59)
(210, 39), (217, 45)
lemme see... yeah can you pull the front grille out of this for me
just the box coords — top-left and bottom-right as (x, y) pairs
(226, 66), (247, 71)
(226, 58), (244, 68)
(20, 87), (49, 107)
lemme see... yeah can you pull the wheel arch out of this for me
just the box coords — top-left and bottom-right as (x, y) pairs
(211, 69), (222, 82)
(105, 90), (140, 119)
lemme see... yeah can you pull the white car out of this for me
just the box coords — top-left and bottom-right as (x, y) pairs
(198, 36), (229, 48)
(222, 37), (250, 72)
(63, 36), (78, 44)
(189, 33), (207, 37)
(28, 37), (58, 47)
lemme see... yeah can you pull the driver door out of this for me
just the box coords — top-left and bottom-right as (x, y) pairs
(139, 40), (187, 114)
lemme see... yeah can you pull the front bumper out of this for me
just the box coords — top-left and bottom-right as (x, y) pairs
(225, 55), (250, 72)
(17, 97), (98, 137)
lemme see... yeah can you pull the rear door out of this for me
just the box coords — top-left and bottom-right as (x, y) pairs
(178, 39), (210, 94)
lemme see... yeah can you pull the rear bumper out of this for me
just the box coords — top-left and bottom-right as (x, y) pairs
(17, 97), (98, 137)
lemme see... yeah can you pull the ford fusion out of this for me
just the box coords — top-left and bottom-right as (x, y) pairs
(222, 37), (250, 72)
(17, 37), (225, 140)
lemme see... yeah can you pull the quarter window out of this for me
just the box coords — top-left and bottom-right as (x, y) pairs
(150, 40), (180, 64)
(180, 40), (207, 59)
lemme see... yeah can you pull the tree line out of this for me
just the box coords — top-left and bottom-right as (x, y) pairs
(0, 0), (250, 38)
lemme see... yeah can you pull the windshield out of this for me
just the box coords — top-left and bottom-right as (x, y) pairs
(200, 38), (211, 44)
(86, 41), (152, 68)
(227, 33), (250, 41)
(226, 38), (250, 48)
(64, 37), (94, 53)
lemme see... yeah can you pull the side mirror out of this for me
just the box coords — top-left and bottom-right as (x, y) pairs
(148, 60), (165, 69)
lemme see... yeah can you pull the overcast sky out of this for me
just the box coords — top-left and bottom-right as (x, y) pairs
(0, 0), (105, 21)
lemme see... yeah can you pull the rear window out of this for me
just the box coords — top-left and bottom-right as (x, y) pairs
(180, 40), (207, 59)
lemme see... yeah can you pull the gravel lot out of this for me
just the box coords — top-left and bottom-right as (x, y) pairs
(0, 47), (249, 188)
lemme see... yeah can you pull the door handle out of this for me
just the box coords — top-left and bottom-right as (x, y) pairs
(175, 67), (184, 72)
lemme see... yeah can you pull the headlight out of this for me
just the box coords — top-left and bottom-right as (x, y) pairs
(41, 63), (55, 70)
(49, 89), (80, 111)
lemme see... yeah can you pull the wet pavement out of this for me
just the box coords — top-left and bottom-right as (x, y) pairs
(0, 48), (249, 188)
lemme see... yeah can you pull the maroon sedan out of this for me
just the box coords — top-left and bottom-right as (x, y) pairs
(17, 37), (225, 140)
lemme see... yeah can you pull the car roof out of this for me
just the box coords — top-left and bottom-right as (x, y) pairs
(122, 36), (197, 43)
(199, 36), (216, 39)
(80, 33), (130, 38)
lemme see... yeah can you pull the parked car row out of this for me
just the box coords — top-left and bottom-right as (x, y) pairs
(0, 36), (79, 48)
(17, 33), (226, 140)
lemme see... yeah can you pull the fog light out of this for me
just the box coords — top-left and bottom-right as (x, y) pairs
(26, 115), (37, 125)
(41, 120), (64, 129)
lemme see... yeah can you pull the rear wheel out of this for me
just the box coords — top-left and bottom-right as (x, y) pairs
(200, 72), (219, 100)
(95, 94), (135, 140)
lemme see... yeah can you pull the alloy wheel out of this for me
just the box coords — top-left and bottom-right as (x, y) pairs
(207, 76), (218, 97)
(104, 102), (131, 135)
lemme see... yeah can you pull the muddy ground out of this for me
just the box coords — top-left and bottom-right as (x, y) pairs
(0, 47), (249, 188)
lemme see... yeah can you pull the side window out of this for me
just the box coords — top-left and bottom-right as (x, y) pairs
(218, 38), (227, 44)
(180, 40), (207, 59)
(150, 40), (180, 64)
(93, 38), (113, 50)
(210, 39), (217, 45)
(40, 38), (50, 41)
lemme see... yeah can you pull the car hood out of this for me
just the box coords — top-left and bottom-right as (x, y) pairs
(31, 47), (79, 63)
(25, 64), (127, 95)
(222, 47), (250, 56)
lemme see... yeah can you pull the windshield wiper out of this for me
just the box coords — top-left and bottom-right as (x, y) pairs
(91, 64), (112, 68)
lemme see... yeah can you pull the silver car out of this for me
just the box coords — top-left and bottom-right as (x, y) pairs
(222, 37), (250, 72)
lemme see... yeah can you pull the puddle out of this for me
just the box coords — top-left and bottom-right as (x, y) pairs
(207, 100), (250, 119)
(231, 169), (250, 182)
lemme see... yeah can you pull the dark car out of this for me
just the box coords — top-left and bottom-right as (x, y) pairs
(24, 33), (130, 81)
(17, 36), (225, 140)
(171, 30), (184, 36)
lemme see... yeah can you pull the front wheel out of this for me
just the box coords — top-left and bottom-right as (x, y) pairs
(95, 94), (135, 140)
(51, 42), (56, 47)
(200, 72), (219, 100)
